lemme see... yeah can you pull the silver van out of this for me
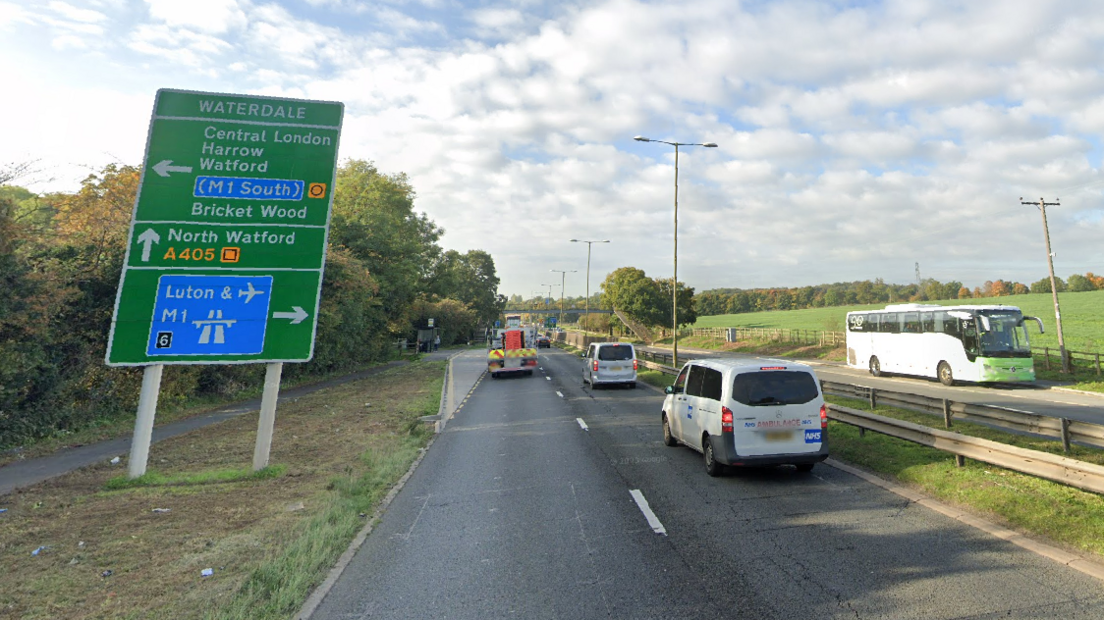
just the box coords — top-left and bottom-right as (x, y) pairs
(661, 358), (828, 476)
(582, 342), (638, 388)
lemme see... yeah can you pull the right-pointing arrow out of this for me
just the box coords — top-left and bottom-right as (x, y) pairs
(273, 306), (309, 325)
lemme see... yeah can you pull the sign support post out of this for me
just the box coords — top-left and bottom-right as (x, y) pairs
(253, 362), (284, 471)
(127, 364), (164, 478)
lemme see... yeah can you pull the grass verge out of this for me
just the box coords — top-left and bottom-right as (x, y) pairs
(0, 357), (415, 469)
(825, 395), (1104, 558)
(0, 360), (444, 620)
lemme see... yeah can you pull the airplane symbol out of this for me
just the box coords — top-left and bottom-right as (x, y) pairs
(238, 282), (266, 304)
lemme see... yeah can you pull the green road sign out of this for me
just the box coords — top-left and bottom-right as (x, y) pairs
(106, 89), (344, 366)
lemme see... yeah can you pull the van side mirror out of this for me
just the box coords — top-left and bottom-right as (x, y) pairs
(664, 385), (674, 395)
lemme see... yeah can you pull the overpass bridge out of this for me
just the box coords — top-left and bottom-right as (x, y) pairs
(502, 308), (614, 314)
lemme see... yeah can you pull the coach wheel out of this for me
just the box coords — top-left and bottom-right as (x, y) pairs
(938, 361), (955, 386)
(869, 356), (882, 377)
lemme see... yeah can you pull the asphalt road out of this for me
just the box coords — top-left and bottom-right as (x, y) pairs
(639, 345), (1104, 426)
(310, 347), (1104, 619)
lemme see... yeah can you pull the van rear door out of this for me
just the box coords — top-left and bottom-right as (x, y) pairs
(727, 369), (822, 457)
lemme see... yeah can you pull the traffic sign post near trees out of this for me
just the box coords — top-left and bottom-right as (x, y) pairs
(108, 89), (344, 477)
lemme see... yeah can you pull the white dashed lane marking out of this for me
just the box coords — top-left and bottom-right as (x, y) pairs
(629, 489), (667, 536)
(577, 418), (589, 431)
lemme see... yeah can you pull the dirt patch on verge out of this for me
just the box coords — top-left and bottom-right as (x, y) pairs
(0, 360), (445, 620)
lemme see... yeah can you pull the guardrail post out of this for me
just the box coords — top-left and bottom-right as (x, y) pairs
(1061, 418), (1071, 454)
(1044, 347), (1051, 371)
(942, 399), (952, 429)
(868, 387), (877, 410)
(1095, 353), (1100, 376)
(955, 454), (965, 467)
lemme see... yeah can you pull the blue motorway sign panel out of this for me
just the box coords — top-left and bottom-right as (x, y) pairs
(147, 275), (273, 357)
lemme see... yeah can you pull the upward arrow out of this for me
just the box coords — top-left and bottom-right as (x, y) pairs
(153, 159), (193, 178)
(137, 229), (160, 262)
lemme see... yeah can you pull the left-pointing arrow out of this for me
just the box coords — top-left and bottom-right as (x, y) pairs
(153, 159), (193, 178)
(137, 228), (160, 262)
(272, 306), (309, 325)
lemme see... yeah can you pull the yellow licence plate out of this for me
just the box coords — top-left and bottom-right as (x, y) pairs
(764, 431), (793, 442)
(609, 366), (622, 372)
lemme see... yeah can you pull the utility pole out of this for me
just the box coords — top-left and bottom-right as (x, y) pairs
(1020, 197), (1068, 373)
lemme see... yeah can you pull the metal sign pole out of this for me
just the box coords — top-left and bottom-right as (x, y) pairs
(127, 364), (164, 478)
(252, 362), (284, 471)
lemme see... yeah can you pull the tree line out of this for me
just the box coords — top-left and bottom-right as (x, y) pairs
(695, 274), (1104, 317)
(0, 160), (504, 448)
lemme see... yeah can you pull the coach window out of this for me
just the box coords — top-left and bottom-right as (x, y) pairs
(880, 313), (898, 333)
(902, 312), (920, 333)
(921, 312), (934, 333)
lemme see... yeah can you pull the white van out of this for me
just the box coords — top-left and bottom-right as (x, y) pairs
(661, 358), (828, 476)
(582, 342), (638, 388)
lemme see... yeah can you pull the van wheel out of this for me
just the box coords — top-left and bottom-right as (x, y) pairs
(704, 438), (723, 477)
(795, 463), (814, 473)
(628, 382), (637, 389)
(938, 362), (955, 386)
(869, 356), (882, 377)
(662, 414), (677, 446)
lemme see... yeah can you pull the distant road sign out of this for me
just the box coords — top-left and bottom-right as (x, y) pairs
(106, 89), (344, 366)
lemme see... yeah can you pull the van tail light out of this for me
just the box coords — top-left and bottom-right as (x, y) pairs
(632, 359), (639, 371)
(592, 360), (598, 372)
(820, 404), (828, 429)
(721, 406), (734, 433)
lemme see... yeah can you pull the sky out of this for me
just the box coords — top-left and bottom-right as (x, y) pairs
(2, 0), (1103, 300)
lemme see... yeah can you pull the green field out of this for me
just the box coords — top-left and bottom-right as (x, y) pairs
(694, 290), (1104, 353)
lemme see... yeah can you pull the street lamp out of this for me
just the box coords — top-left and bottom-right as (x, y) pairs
(634, 135), (718, 367)
(549, 269), (576, 328)
(1020, 197), (1069, 373)
(570, 239), (610, 334)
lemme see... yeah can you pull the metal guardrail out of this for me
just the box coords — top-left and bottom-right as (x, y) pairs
(638, 350), (676, 368)
(820, 380), (1104, 451)
(828, 404), (1104, 495)
(639, 359), (679, 376)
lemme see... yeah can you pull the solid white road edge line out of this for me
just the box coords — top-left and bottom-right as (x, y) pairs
(577, 418), (588, 431)
(556, 391), (564, 398)
(629, 489), (667, 536)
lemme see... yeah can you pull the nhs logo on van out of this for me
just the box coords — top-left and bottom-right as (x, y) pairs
(804, 429), (823, 444)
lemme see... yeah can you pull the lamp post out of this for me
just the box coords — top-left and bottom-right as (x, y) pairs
(634, 135), (718, 367)
(570, 239), (609, 334)
(549, 269), (576, 328)
(1020, 197), (1068, 373)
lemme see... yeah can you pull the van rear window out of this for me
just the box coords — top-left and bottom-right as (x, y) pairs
(597, 345), (634, 361)
(730, 371), (818, 406)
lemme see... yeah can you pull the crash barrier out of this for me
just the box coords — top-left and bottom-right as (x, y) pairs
(820, 381), (1104, 452)
(827, 404), (1104, 495)
(639, 359), (679, 376)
